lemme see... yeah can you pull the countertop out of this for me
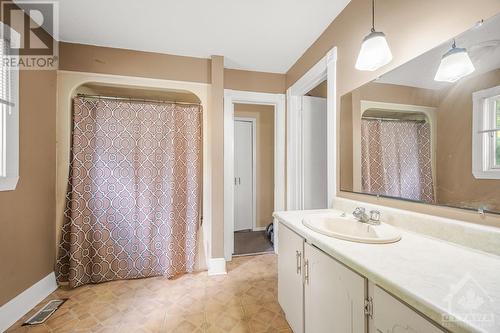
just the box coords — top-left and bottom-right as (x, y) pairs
(274, 209), (500, 333)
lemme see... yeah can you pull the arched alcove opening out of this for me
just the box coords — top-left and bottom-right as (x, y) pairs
(56, 72), (211, 273)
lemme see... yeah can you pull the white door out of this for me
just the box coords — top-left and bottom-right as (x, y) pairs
(234, 120), (254, 231)
(278, 223), (304, 333)
(302, 96), (328, 209)
(304, 242), (366, 333)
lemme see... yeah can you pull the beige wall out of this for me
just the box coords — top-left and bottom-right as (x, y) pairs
(307, 80), (327, 98)
(234, 104), (275, 228)
(339, 92), (353, 192)
(60, 42), (211, 84)
(225, 69), (286, 94)
(0, 11), (57, 304)
(210, 55), (225, 258)
(287, 0), (500, 227)
(60, 42), (287, 94)
(0, 70), (56, 306)
(58, 43), (284, 259)
(437, 69), (500, 211)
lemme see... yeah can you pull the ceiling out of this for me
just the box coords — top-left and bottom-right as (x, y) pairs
(17, 0), (351, 73)
(376, 14), (500, 90)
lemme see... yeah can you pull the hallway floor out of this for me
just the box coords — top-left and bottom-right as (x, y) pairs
(234, 231), (274, 256)
(7, 254), (290, 333)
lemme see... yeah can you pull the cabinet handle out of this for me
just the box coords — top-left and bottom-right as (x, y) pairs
(304, 259), (309, 284)
(296, 250), (302, 274)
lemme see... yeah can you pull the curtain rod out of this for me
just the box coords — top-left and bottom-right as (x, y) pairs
(363, 116), (426, 122)
(76, 94), (201, 106)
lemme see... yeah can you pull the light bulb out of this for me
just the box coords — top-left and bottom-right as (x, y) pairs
(355, 31), (393, 71)
(434, 46), (475, 82)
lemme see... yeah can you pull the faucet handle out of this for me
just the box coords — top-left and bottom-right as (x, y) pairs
(369, 210), (381, 224)
(353, 207), (365, 215)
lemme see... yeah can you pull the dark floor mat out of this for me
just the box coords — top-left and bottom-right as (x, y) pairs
(234, 230), (274, 255)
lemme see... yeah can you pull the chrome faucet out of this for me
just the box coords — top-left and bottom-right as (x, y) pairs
(369, 210), (381, 225)
(352, 207), (370, 223)
(352, 207), (381, 225)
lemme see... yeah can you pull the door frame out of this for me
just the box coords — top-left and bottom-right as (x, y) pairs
(224, 89), (286, 261)
(233, 117), (257, 232)
(287, 47), (337, 210)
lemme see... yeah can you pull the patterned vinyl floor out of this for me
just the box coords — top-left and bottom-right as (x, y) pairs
(7, 254), (291, 333)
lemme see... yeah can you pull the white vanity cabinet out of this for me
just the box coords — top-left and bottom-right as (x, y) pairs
(278, 223), (366, 333)
(277, 221), (448, 333)
(278, 223), (305, 333)
(370, 285), (445, 333)
(304, 242), (366, 333)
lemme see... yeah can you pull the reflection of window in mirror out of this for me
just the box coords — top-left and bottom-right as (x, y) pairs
(340, 12), (500, 213)
(358, 103), (436, 204)
(473, 85), (500, 179)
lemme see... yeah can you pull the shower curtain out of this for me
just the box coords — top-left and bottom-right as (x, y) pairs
(361, 119), (434, 203)
(57, 97), (202, 288)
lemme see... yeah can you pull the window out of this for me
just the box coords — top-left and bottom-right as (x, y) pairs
(472, 85), (500, 179)
(0, 22), (19, 191)
(496, 98), (500, 166)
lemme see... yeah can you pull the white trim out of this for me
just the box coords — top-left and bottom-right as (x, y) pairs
(253, 226), (267, 232)
(0, 272), (57, 332)
(327, 49), (338, 208)
(472, 85), (500, 179)
(273, 218), (279, 254)
(234, 117), (257, 232)
(224, 89), (286, 261)
(208, 258), (227, 276)
(287, 47), (337, 210)
(0, 175), (19, 191)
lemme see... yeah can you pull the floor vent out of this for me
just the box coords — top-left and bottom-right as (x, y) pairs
(22, 299), (67, 326)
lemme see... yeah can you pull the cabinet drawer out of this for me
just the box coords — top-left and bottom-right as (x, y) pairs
(372, 286), (444, 333)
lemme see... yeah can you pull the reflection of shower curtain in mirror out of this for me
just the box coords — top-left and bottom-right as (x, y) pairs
(361, 119), (434, 203)
(57, 97), (202, 288)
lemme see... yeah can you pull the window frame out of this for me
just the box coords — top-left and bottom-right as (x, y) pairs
(472, 85), (500, 179)
(0, 22), (20, 191)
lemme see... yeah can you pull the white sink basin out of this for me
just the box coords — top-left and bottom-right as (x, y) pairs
(302, 214), (401, 244)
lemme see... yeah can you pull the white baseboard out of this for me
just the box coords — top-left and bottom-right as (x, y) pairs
(252, 226), (267, 231)
(207, 258), (227, 276)
(0, 272), (57, 332)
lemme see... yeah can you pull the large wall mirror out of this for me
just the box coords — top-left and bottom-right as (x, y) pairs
(340, 13), (500, 214)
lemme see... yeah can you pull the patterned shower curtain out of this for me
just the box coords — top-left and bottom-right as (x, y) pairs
(57, 97), (202, 288)
(361, 119), (434, 203)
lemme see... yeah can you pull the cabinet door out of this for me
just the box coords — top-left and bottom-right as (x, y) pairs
(304, 243), (366, 333)
(278, 223), (304, 333)
(372, 285), (444, 333)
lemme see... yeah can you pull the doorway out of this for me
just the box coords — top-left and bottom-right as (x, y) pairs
(223, 89), (286, 261)
(233, 104), (275, 256)
(286, 47), (337, 211)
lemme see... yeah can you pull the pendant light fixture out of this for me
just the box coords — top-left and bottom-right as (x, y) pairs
(434, 40), (475, 82)
(355, 0), (393, 71)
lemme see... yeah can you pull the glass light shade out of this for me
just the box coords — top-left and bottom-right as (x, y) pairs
(434, 47), (475, 82)
(355, 31), (393, 71)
